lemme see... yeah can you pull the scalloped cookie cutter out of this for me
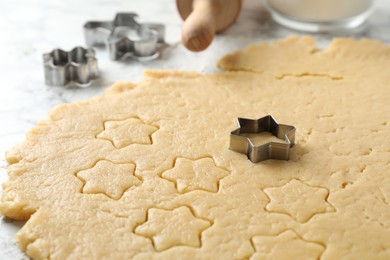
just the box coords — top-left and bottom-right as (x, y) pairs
(84, 13), (165, 60)
(229, 115), (296, 163)
(43, 47), (99, 87)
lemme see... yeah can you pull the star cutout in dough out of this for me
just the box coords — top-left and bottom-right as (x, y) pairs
(161, 157), (230, 193)
(264, 179), (334, 222)
(250, 230), (324, 259)
(134, 206), (211, 251)
(76, 160), (141, 200)
(97, 117), (158, 148)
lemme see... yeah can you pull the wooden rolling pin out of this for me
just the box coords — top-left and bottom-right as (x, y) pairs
(176, 0), (243, 52)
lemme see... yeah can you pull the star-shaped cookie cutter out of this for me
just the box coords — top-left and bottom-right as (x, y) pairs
(43, 47), (99, 87)
(229, 115), (296, 163)
(84, 13), (165, 60)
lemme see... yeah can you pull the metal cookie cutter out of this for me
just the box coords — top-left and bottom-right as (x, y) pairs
(229, 115), (296, 163)
(43, 47), (99, 87)
(84, 13), (165, 60)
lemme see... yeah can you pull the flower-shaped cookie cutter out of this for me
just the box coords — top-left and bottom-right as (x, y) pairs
(229, 115), (296, 163)
(43, 47), (99, 87)
(84, 13), (165, 60)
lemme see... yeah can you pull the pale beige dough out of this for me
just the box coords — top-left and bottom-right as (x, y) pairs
(1, 36), (390, 259)
(241, 132), (282, 146)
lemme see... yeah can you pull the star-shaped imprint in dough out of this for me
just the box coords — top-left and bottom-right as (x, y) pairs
(161, 157), (230, 193)
(264, 179), (334, 222)
(250, 230), (324, 259)
(76, 160), (141, 200)
(97, 117), (158, 148)
(134, 206), (211, 251)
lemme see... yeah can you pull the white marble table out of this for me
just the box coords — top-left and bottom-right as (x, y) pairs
(1, 0), (389, 258)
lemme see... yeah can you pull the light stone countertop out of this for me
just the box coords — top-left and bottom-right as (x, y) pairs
(1, 0), (389, 258)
